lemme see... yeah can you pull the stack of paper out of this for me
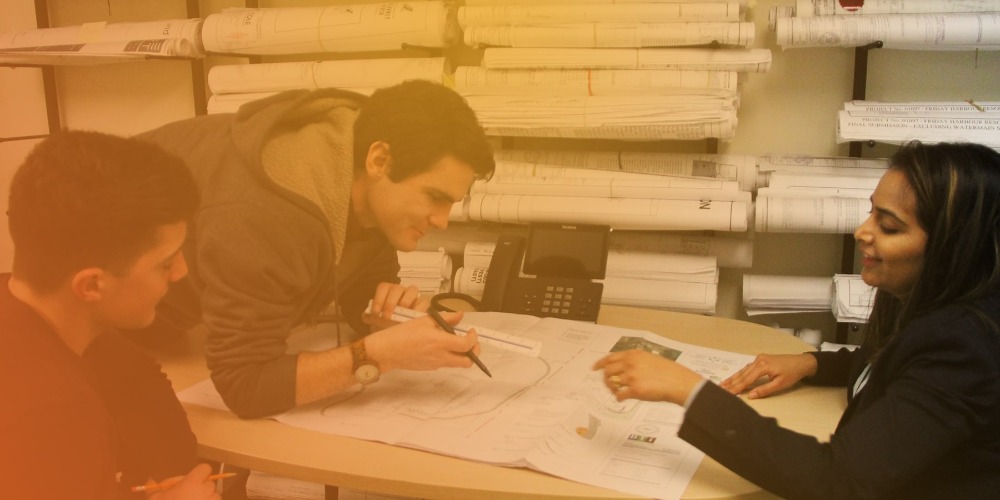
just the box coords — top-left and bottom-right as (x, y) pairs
(474, 163), (750, 201)
(796, 0), (1000, 17)
(200, 2), (449, 55)
(742, 274), (832, 315)
(458, 3), (743, 26)
(774, 10), (1000, 50)
(453, 67), (739, 98)
(464, 22), (755, 48)
(480, 47), (773, 72)
(463, 94), (739, 140)
(600, 252), (719, 314)
(462, 191), (749, 231)
(205, 58), (446, 114)
(451, 2), (767, 141)
(492, 149), (760, 192)
(0, 19), (204, 65)
(755, 176), (875, 234)
(832, 273), (875, 323)
(837, 101), (1000, 150)
(463, 164), (749, 230)
(755, 154), (888, 190)
(608, 230), (753, 270)
(451, 240), (499, 300)
(458, 2), (752, 48)
(396, 249), (452, 296)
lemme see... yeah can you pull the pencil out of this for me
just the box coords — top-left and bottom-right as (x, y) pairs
(130, 472), (238, 493)
(427, 308), (493, 378)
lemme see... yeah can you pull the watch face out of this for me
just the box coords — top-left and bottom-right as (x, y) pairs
(355, 363), (380, 384)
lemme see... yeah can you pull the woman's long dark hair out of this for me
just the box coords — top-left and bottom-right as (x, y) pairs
(863, 141), (1000, 356)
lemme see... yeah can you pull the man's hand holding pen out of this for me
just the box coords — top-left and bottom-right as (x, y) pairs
(427, 308), (492, 377)
(362, 309), (484, 374)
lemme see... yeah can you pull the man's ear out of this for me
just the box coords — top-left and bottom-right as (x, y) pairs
(365, 141), (392, 179)
(70, 268), (106, 302)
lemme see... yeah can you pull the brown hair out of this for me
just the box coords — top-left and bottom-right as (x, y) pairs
(8, 130), (199, 293)
(863, 141), (1000, 354)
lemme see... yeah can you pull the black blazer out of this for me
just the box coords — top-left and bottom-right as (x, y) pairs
(679, 292), (1000, 499)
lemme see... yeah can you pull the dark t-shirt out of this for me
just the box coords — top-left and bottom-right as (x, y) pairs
(0, 275), (198, 498)
(0, 276), (118, 499)
(81, 331), (199, 488)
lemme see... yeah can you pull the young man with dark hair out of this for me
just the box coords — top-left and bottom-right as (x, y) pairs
(139, 80), (497, 418)
(0, 130), (219, 500)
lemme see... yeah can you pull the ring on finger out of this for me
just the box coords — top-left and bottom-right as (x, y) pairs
(609, 375), (622, 384)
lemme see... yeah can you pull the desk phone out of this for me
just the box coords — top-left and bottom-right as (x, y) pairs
(508, 277), (603, 321)
(480, 223), (610, 323)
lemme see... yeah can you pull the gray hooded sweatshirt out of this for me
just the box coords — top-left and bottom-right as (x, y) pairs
(140, 88), (399, 418)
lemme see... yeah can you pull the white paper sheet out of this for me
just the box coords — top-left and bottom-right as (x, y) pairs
(175, 312), (759, 499)
(832, 273), (875, 323)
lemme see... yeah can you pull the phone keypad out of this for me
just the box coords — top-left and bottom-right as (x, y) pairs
(515, 280), (601, 322)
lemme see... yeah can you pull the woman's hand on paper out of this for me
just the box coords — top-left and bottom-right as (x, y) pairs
(365, 312), (479, 373)
(720, 353), (818, 399)
(593, 350), (703, 406)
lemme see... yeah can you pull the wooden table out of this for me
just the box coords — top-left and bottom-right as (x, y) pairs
(159, 305), (846, 499)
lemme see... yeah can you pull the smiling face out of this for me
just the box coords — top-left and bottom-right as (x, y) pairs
(854, 169), (928, 297)
(354, 143), (475, 251)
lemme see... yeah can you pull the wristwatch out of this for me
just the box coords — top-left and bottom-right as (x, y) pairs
(350, 339), (380, 385)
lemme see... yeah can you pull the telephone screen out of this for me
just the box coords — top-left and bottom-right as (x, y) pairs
(521, 223), (610, 279)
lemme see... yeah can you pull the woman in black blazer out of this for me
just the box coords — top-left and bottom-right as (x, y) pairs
(594, 141), (1000, 499)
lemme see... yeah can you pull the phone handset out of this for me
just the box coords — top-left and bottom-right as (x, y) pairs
(479, 234), (526, 312)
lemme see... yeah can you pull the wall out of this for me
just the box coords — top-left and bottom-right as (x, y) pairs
(2, 0), (999, 342)
(0, 0), (50, 270)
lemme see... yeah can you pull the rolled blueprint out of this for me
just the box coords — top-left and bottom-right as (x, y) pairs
(0, 18), (204, 64)
(494, 150), (759, 192)
(481, 47), (772, 72)
(775, 13), (1000, 50)
(452, 67), (739, 97)
(207, 58), (446, 95)
(464, 22), (755, 48)
(397, 249), (452, 294)
(201, 2), (448, 55)
(457, 3), (741, 26)
(755, 196), (871, 233)
(599, 276), (718, 314)
(743, 274), (832, 315)
(468, 193), (749, 231)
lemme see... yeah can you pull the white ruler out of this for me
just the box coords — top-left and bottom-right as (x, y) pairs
(365, 302), (542, 357)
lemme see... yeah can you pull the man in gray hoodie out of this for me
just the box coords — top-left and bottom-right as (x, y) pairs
(139, 80), (496, 418)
